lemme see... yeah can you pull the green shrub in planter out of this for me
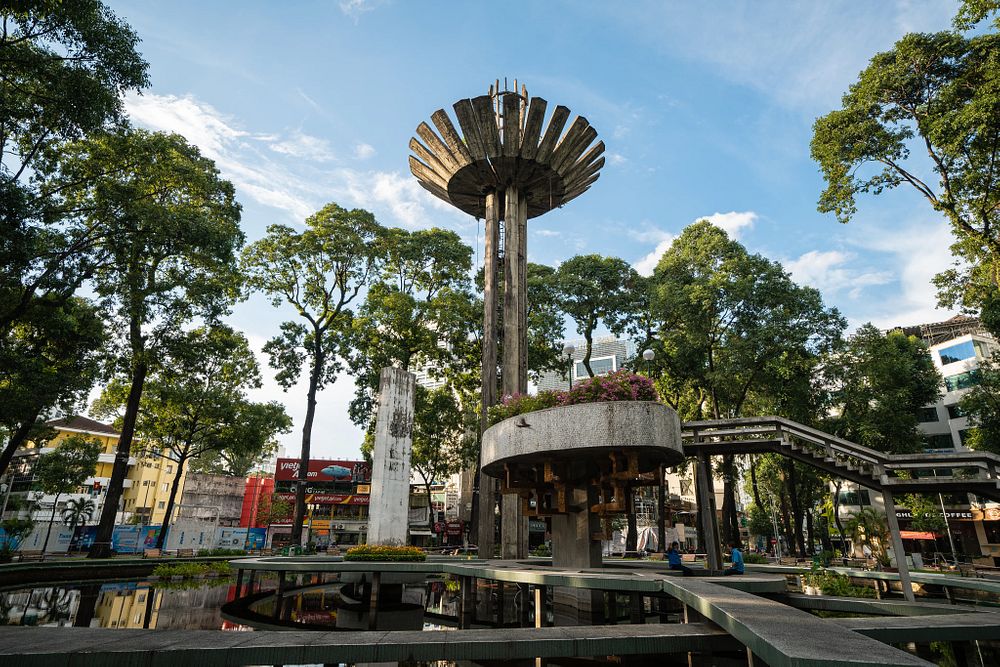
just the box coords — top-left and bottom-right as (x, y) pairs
(344, 544), (427, 562)
(744, 552), (768, 564)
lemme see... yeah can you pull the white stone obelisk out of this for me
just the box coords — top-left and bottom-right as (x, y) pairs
(366, 367), (416, 546)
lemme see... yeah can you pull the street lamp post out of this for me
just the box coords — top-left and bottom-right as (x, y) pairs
(562, 344), (576, 391)
(642, 348), (655, 376)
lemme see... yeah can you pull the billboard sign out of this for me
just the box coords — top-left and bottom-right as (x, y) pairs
(275, 458), (371, 483)
(275, 492), (370, 505)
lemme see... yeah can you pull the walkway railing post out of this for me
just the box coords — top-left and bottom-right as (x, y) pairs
(881, 489), (916, 603)
(368, 571), (381, 630)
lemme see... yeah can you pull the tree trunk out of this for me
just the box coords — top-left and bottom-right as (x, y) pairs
(581, 327), (595, 377)
(657, 466), (666, 552)
(784, 459), (805, 557)
(0, 411), (40, 478)
(155, 454), (187, 549)
(89, 358), (148, 559)
(778, 490), (793, 553)
(626, 491), (638, 552)
(425, 478), (435, 538)
(832, 480), (847, 553)
(41, 492), (61, 556)
(805, 509), (815, 556)
(291, 336), (324, 547)
(721, 455), (741, 547)
(749, 457), (763, 509)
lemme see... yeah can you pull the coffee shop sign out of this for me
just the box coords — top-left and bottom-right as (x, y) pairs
(896, 509), (974, 520)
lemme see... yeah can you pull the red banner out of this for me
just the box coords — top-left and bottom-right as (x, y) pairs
(275, 458), (371, 483)
(275, 492), (370, 505)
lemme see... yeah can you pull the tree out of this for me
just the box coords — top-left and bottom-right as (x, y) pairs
(32, 434), (100, 554)
(410, 385), (476, 534)
(960, 358), (1000, 454)
(554, 255), (641, 378)
(846, 507), (891, 564)
(62, 497), (96, 530)
(820, 325), (941, 454)
(93, 325), (290, 549)
(651, 221), (844, 547)
(51, 130), (244, 558)
(0, 297), (104, 477)
(242, 203), (384, 546)
(256, 493), (293, 527)
(811, 27), (1000, 328)
(1, 0), (148, 332)
(348, 227), (475, 426)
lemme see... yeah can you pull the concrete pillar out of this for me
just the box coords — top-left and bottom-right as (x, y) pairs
(459, 576), (476, 629)
(368, 367), (416, 546)
(551, 485), (603, 624)
(367, 571), (381, 630)
(882, 489), (916, 603)
(534, 585), (547, 628)
(629, 594), (644, 624)
(477, 192), (500, 558)
(695, 452), (722, 571)
(519, 583), (530, 627)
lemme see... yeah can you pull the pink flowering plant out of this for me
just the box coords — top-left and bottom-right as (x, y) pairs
(487, 370), (658, 425)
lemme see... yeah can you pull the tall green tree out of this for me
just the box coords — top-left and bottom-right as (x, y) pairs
(51, 130), (243, 558)
(820, 325), (941, 454)
(0, 297), (104, 477)
(32, 434), (101, 555)
(652, 221), (844, 546)
(93, 325), (290, 549)
(410, 385), (476, 534)
(348, 227), (476, 427)
(242, 203), (384, 546)
(960, 357), (1000, 454)
(555, 254), (641, 378)
(811, 26), (1000, 328)
(1, 0), (148, 332)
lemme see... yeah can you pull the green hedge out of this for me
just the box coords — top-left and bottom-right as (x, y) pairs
(344, 544), (427, 562)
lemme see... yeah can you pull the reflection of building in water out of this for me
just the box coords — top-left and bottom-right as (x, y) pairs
(154, 582), (234, 630)
(93, 583), (158, 629)
(1, 587), (80, 627)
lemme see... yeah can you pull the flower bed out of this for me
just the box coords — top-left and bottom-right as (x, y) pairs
(344, 544), (427, 562)
(488, 370), (657, 425)
(152, 561), (231, 579)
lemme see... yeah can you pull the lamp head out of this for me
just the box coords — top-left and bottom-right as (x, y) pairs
(642, 349), (655, 362)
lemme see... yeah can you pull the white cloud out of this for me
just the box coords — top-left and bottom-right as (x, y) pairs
(269, 130), (334, 161)
(124, 92), (470, 235)
(611, 2), (957, 111)
(354, 142), (376, 159)
(534, 229), (561, 238)
(634, 235), (675, 276)
(339, 0), (381, 20)
(608, 152), (627, 166)
(702, 210), (757, 240)
(785, 249), (892, 299)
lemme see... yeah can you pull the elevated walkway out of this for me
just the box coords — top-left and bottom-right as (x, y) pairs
(682, 416), (1000, 500)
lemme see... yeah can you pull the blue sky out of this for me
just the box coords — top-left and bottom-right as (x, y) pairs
(106, 0), (963, 459)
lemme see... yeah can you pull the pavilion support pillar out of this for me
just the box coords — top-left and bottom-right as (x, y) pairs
(459, 575), (477, 629)
(501, 185), (529, 560)
(695, 452), (722, 571)
(882, 488), (916, 602)
(519, 583), (530, 627)
(477, 191), (500, 559)
(367, 571), (381, 630)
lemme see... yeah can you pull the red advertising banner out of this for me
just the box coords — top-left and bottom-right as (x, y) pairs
(275, 458), (371, 483)
(275, 492), (370, 505)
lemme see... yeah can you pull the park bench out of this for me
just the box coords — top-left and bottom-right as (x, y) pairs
(142, 548), (161, 559)
(176, 548), (195, 558)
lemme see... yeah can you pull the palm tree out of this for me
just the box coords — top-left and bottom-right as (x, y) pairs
(62, 497), (96, 531)
(845, 507), (890, 565)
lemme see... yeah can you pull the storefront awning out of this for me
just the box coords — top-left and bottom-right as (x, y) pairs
(900, 530), (938, 540)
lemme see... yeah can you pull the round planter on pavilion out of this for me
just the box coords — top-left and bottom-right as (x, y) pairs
(481, 400), (685, 479)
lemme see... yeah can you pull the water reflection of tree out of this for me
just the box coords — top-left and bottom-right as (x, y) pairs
(73, 583), (101, 627)
(35, 587), (74, 625)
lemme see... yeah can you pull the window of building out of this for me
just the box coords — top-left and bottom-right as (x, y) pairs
(158, 501), (165, 509)
(939, 340), (977, 365)
(574, 355), (616, 379)
(142, 480), (149, 486)
(838, 489), (870, 505)
(161, 483), (168, 492)
(944, 370), (980, 392)
(166, 465), (173, 474)
(924, 434), (954, 450)
(918, 407), (939, 422)
(959, 429), (972, 445)
(947, 404), (965, 419)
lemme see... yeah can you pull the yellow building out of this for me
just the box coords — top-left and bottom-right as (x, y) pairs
(18, 416), (185, 527)
(93, 584), (160, 629)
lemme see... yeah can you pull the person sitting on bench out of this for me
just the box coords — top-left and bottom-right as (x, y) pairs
(723, 542), (745, 576)
(667, 541), (692, 575)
